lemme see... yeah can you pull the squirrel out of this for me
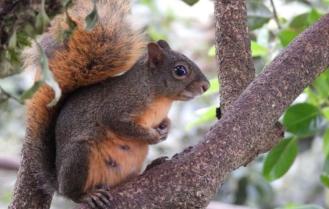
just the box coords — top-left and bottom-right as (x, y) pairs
(22, 0), (210, 209)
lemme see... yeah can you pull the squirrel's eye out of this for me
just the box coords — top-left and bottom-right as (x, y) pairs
(173, 65), (188, 79)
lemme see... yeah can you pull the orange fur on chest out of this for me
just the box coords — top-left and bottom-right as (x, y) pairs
(135, 97), (173, 128)
(85, 97), (173, 192)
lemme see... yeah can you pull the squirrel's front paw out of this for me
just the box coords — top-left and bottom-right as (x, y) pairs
(146, 118), (171, 144)
(155, 118), (171, 141)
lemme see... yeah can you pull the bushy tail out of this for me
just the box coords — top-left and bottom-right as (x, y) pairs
(23, 0), (145, 194)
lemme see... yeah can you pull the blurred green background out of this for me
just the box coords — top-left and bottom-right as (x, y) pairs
(1, 0), (329, 209)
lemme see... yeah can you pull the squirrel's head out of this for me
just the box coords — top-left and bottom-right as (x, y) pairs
(147, 40), (210, 101)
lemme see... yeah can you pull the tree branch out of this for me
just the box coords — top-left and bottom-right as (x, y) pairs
(0, 157), (19, 171)
(215, 0), (282, 159)
(74, 13), (329, 209)
(215, 0), (255, 111)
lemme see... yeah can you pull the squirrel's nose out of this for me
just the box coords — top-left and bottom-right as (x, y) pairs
(200, 81), (210, 93)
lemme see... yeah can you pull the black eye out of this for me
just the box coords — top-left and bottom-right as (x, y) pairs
(173, 65), (188, 78)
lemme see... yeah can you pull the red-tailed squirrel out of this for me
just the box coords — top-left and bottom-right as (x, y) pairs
(23, 0), (209, 208)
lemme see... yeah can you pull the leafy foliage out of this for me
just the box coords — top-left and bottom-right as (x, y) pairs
(247, 0), (272, 30)
(282, 103), (319, 136)
(181, 0), (199, 6)
(263, 137), (298, 181)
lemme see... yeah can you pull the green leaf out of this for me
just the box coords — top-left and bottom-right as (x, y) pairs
(186, 106), (216, 129)
(290, 13), (309, 31)
(36, 42), (62, 106)
(251, 41), (268, 57)
(181, 0), (199, 6)
(321, 155), (329, 187)
(208, 46), (216, 57)
(263, 137), (298, 181)
(280, 205), (324, 209)
(0, 191), (12, 204)
(204, 78), (220, 96)
(322, 107), (329, 121)
(247, 0), (272, 30)
(85, 0), (99, 31)
(8, 30), (17, 49)
(307, 9), (322, 25)
(278, 29), (298, 47)
(311, 70), (329, 100)
(283, 103), (319, 136)
(35, 0), (50, 33)
(289, 9), (322, 32)
(147, 26), (166, 41)
(323, 129), (329, 157)
(20, 81), (43, 101)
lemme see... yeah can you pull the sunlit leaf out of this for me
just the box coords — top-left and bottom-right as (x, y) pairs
(277, 205), (324, 209)
(278, 28), (298, 47)
(251, 41), (268, 57)
(323, 129), (329, 157)
(208, 46), (216, 57)
(321, 155), (329, 187)
(204, 78), (220, 96)
(263, 137), (298, 181)
(148, 26), (166, 41)
(307, 9), (322, 25)
(186, 106), (216, 129)
(283, 103), (319, 136)
(322, 107), (329, 121)
(181, 0), (199, 6)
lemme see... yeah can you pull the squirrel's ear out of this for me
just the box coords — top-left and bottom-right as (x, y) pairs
(147, 42), (165, 66)
(157, 40), (171, 50)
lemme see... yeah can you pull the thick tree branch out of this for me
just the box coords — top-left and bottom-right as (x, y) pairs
(74, 13), (329, 209)
(215, 0), (282, 158)
(9, 140), (53, 209)
(0, 157), (19, 171)
(215, 0), (255, 111)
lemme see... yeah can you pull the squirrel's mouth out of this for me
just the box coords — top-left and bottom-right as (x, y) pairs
(176, 80), (209, 101)
(176, 90), (199, 101)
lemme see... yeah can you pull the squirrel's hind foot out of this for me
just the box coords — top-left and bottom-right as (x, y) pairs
(80, 187), (112, 209)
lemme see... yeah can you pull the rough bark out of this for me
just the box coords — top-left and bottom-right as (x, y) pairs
(9, 141), (53, 209)
(215, 0), (282, 157)
(9, 1), (329, 209)
(215, 0), (255, 111)
(73, 13), (329, 209)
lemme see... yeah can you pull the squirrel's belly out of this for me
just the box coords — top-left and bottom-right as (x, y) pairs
(84, 134), (148, 192)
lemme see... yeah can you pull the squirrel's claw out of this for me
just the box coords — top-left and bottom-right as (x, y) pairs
(81, 187), (112, 209)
